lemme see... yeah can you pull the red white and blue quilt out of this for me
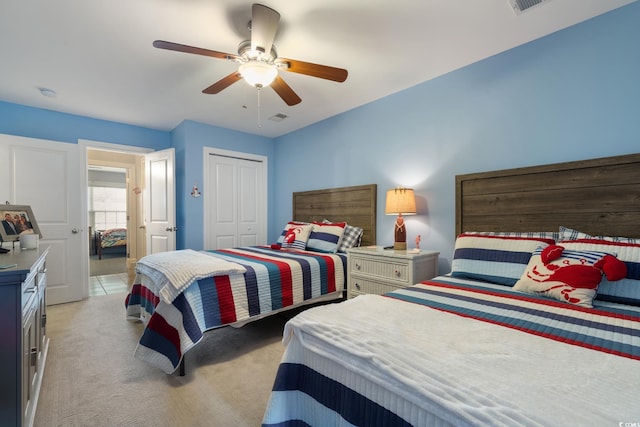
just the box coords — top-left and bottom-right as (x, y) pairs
(125, 246), (346, 373)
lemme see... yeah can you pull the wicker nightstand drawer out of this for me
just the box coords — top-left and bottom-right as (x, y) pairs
(350, 256), (410, 283)
(347, 247), (439, 298)
(350, 277), (405, 296)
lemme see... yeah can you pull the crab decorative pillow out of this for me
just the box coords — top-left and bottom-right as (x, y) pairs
(280, 222), (313, 250)
(513, 244), (627, 307)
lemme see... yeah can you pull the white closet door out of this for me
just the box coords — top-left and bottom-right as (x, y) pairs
(210, 155), (238, 248)
(204, 148), (267, 250)
(237, 158), (261, 247)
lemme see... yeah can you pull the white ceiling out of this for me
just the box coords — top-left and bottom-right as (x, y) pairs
(1, 0), (635, 138)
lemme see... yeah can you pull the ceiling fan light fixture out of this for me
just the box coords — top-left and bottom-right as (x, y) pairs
(239, 60), (278, 88)
(153, 4), (347, 105)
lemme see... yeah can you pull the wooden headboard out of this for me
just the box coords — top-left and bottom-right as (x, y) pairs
(456, 153), (640, 238)
(292, 184), (377, 246)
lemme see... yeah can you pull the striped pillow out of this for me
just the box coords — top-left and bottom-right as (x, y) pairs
(562, 238), (640, 306)
(306, 222), (346, 253)
(451, 233), (555, 286)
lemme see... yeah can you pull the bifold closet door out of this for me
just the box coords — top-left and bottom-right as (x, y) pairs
(206, 152), (266, 249)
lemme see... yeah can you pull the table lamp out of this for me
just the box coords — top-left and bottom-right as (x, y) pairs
(385, 187), (416, 250)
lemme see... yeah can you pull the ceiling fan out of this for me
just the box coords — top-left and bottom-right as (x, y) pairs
(153, 3), (348, 106)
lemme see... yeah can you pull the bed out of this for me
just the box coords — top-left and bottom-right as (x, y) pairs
(125, 184), (377, 374)
(261, 153), (640, 426)
(95, 227), (127, 259)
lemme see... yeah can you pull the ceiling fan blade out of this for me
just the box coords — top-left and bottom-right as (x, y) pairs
(278, 58), (348, 82)
(271, 75), (302, 106)
(153, 40), (238, 61)
(250, 4), (280, 55)
(202, 72), (243, 94)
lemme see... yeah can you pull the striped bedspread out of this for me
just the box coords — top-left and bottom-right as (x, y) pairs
(388, 278), (640, 360)
(125, 246), (347, 374)
(262, 276), (640, 426)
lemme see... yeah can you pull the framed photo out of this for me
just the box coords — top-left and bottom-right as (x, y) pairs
(0, 205), (42, 243)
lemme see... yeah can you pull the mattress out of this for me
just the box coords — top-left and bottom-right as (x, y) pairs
(262, 276), (640, 426)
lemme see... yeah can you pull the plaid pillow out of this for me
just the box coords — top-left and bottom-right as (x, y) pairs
(560, 226), (640, 244)
(466, 231), (559, 242)
(321, 219), (364, 252)
(338, 225), (363, 252)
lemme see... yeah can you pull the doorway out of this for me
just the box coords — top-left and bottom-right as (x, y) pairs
(87, 148), (144, 296)
(88, 164), (128, 295)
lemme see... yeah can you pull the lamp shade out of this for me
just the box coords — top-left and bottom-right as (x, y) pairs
(385, 188), (416, 215)
(239, 60), (278, 88)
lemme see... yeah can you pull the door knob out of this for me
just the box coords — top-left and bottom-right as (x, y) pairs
(71, 228), (80, 234)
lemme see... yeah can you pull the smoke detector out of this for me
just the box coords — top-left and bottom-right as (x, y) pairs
(510, 0), (549, 14)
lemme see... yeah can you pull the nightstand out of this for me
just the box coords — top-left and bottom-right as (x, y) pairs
(347, 247), (439, 298)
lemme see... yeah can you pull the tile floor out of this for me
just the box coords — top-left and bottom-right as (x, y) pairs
(89, 272), (130, 296)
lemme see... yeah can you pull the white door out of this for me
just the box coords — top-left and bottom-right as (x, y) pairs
(204, 148), (267, 249)
(144, 148), (176, 254)
(0, 134), (86, 304)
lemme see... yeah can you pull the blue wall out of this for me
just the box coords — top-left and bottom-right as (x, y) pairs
(171, 120), (274, 250)
(0, 101), (170, 149)
(273, 2), (640, 274)
(0, 104), (274, 252)
(1, 2), (639, 273)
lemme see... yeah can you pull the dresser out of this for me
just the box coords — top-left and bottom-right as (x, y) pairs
(0, 246), (49, 427)
(347, 247), (439, 298)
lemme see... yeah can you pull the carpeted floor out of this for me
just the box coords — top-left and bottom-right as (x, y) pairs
(34, 293), (291, 427)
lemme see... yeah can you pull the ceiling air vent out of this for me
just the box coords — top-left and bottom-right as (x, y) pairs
(269, 113), (288, 122)
(510, 0), (548, 14)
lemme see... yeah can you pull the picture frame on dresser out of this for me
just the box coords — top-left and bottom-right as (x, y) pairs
(0, 205), (42, 243)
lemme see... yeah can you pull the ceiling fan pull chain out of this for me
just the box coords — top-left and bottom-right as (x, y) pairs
(257, 88), (262, 128)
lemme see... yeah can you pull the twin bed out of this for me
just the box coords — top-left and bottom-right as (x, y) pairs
(125, 154), (640, 424)
(94, 227), (127, 259)
(125, 184), (377, 375)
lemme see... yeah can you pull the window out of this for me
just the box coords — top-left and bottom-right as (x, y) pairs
(90, 187), (127, 230)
